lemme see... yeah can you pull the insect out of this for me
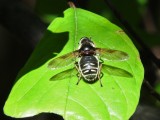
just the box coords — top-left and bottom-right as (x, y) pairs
(48, 37), (132, 86)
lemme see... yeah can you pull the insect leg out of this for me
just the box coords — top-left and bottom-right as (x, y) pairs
(98, 63), (103, 87)
(75, 62), (82, 85)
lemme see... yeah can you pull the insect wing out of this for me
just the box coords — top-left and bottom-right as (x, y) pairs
(102, 64), (132, 77)
(96, 48), (129, 61)
(48, 50), (79, 70)
(50, 68), (77, 81)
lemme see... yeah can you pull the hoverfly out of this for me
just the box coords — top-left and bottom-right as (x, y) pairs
(48, 37), (132, 86)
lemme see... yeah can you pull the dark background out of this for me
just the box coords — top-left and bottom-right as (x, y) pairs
(1, 0), (160, 120)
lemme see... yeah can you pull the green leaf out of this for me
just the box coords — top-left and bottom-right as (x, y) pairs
(4, 8), (144, 120)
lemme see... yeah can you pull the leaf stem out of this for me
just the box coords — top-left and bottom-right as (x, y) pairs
(68, 1), (76, 8)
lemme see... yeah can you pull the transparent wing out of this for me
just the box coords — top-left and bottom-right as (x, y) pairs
(48, 50), (79, 70)
(50, 68), (78, 81)
(96, 48), (129, 61)
(102, 64), (133, 77)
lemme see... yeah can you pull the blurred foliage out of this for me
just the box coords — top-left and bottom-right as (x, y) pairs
(137, 0), (148, 5)
(35, 0), (68, 23)
(155, 82), (160, 94)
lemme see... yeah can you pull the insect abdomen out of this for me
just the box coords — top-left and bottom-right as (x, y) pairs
(79, 56), (99, 81)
